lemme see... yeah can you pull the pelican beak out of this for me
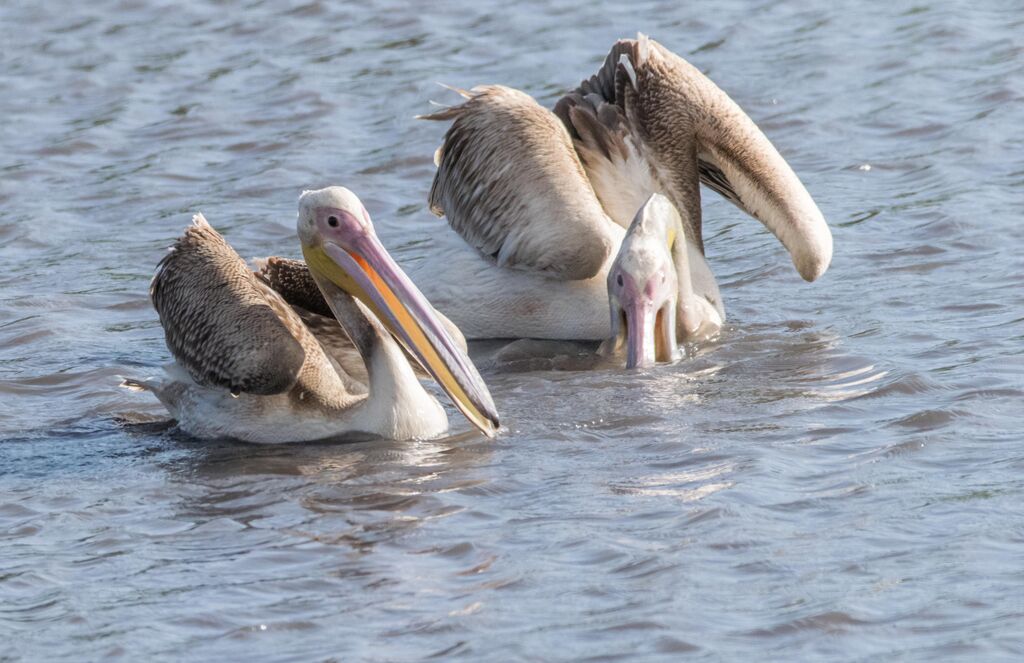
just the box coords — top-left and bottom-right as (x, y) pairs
(304, 228), (499, 437)
(622, 301), (677, 369)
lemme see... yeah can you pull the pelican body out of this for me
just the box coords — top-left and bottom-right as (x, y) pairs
(603, 194), (723, 368)
(128, 187), (498, 443)
(411, 34), (832, 364)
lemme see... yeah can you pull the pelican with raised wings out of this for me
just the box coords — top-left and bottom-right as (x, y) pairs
(410, 34), (832, 361)
(125, 186), (499, 443)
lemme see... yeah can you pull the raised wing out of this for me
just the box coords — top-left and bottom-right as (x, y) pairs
(420, 85), (620, 281)
(554, 88), (664, 241)
(556, 35), (832, 282)
(150, 215), (308, 395)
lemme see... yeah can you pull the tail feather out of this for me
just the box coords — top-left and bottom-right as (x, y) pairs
(416, 83), (478, 121)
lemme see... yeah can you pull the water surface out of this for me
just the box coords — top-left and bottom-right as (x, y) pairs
(1, 1), (1022, 660)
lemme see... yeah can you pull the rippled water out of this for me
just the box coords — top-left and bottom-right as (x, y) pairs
(2, 1), (1023, 660)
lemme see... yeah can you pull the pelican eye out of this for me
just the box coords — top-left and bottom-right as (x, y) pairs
(616, 274), (624, 287)
(327, 215), (340, 227)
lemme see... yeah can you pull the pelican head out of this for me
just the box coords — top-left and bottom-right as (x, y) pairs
(297, 186), (499, 436)
(605, 194), (682, 369)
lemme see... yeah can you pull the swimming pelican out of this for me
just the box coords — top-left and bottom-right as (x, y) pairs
(410, 34), (832, 354)
(125, 186), (499, 443)
(602, 193), (721, 368)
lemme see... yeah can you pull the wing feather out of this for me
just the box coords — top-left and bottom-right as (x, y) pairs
(253, 256), (334, 318)
(150, 215), (307, 395)
(557, 35), (832, 281)
(553, 92), (662, 234)
(420, 85), (618, 281)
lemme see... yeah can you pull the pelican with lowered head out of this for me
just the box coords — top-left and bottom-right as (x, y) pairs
(602, 193), (723, 368)
(410, 34), (832, 358)
(125, 186), (499, 443)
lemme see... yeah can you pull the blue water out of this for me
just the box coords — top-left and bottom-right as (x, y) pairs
(1, 1), (1022, 660)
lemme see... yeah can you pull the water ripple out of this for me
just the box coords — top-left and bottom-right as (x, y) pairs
(1, 0), (1023, 660)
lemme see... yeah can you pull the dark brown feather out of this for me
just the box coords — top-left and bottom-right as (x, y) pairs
(255, 256), (333, 318)
(556, 38), (706, 252)
(150, 217), (306, 396)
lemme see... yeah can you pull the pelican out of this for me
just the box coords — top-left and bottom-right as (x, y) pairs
(125, 186), (499, 443)
(409, 34), (832, 360)
(601, 193), (722, 368)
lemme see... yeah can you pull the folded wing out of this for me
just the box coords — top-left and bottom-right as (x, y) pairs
(421, 85), (620, 281)
(150, 215), (309, 395)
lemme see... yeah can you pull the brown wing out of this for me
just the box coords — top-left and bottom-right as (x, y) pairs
(420, 85), (619, 281)
(254, 256), (333, 318)
(556, 35), (832, 281)
(150, 215), (307, 395)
